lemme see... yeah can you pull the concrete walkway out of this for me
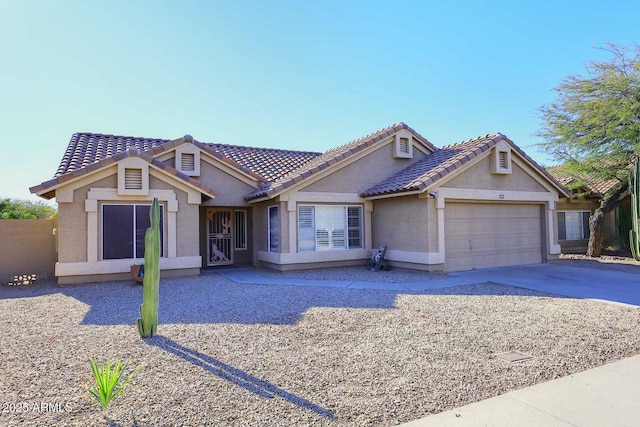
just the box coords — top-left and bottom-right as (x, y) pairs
(216, 264), (640, 427)
(400, 354), (640, 427)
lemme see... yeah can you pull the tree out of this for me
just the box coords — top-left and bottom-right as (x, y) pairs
(0, 198), (57, 219)
(537, 43), (640, 257)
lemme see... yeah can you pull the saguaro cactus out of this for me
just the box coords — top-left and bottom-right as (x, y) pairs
(137, 198), (160, 338)
(630, 161), (640, 260)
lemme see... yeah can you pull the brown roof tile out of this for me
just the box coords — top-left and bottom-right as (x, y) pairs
(360, 133), (569, 198)
(244, 122), (436, 200)
(51, 132), (321, 185)
(546, 166), (619, 197)
(34, 124), (566, 202)
(31, 148), (217, 198)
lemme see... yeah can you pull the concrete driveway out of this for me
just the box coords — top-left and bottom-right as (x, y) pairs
(220, 263), (640, 307)
(453, 263), (640, 307)
(401, 263), (640, 427)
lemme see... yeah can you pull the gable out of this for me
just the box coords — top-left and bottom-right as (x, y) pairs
(245, 123), (435, 201)
(32, 150), (216, 203)
(360, 133), (569, 199)
(198, 159), (258, 206)
(299, 136), (429, 194)
(441, 154), (549, 193)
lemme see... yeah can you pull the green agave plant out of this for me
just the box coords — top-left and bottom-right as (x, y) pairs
(85, 359), (142, 411)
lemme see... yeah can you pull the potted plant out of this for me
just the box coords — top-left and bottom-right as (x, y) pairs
(130, 264), (144, 284)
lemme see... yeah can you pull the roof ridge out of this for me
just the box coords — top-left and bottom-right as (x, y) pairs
(72, 131), (171, 141)
(441, 132), (503, 149)
(31, 147), (218, 197)
(204, 141), (321, 156)
(323, 122), (405, 154)
(244, 122), (413, 200)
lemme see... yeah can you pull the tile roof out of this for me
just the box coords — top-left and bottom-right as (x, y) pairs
(31, 148), (217, 197)
(33, 124), (568, 201)
(360, 133), (504, 197)
(54, 132), (321, 182)
(245, 122), (436, 200)
(55, 133), (170, 177)
(546, 166), (619, 197)
(202, 143), (320, 183)
(360, 133), (570, 198)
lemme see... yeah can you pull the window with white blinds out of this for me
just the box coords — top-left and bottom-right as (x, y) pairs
(298, 205), (363, 251)
(558, 211), (590, 240)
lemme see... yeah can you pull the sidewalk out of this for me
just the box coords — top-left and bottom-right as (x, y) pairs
(215, 265), (640, 427)
(400, 354), (640, 427)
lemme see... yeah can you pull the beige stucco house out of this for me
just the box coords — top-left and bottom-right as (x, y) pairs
(31, 123), (570, 284)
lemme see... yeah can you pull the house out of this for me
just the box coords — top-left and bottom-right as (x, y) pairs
(31, 123), (571, 284)
(546, 167), (630, 253)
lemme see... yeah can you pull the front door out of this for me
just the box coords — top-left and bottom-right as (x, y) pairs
(207, 208), (233, 266)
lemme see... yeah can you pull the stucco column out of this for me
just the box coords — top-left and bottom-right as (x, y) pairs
(547, 200), (561, 255)
(167, 200), (178, 258)
(365, 202), (373, 251)
(85, 199), (98, 262)
(288, 207), (296, 255)
(434, 196), (446, 263)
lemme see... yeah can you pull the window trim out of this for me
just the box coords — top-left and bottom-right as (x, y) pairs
(491, 142), (512, 175)
(101, 203), (165, 260)
(557, 210), (591, 241)
(175, 145), (201, 176)
(117, 158), (149, 195)
(393, 131), (413, 159)
(297, 204), (363, 252)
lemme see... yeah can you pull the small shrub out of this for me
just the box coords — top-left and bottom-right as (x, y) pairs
(85, 359), (142, 411)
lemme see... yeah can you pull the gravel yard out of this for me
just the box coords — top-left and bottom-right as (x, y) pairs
(551, 253), (640, 274)
(2, 269), (640, 426)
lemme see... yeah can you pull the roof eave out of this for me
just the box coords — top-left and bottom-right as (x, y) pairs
(31, 150), (218, 199)
(360, 188), (422, 200)
(495, 135), (573, 198)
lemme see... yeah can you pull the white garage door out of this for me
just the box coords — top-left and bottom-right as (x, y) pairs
(445, 203), (543, 272)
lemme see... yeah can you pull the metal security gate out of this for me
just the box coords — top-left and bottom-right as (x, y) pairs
(207, 208), (233, 266)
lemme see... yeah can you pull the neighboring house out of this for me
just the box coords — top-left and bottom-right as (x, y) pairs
(31, 123), (570, 284)
(546, 167), (630, 253)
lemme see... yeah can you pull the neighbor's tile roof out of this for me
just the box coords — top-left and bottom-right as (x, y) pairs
(546, 166), (618, 197)
(360, 133), (570, 198)
(245, 122), (436, 200)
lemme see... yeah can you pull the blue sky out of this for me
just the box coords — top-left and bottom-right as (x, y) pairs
(2, 0), (638, 202)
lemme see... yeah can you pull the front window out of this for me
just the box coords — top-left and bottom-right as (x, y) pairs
(102, 204), (164, 259)
(298, 205), (363, 251)
(558, 211), (590, 240)
(268, 206), (279, 252)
